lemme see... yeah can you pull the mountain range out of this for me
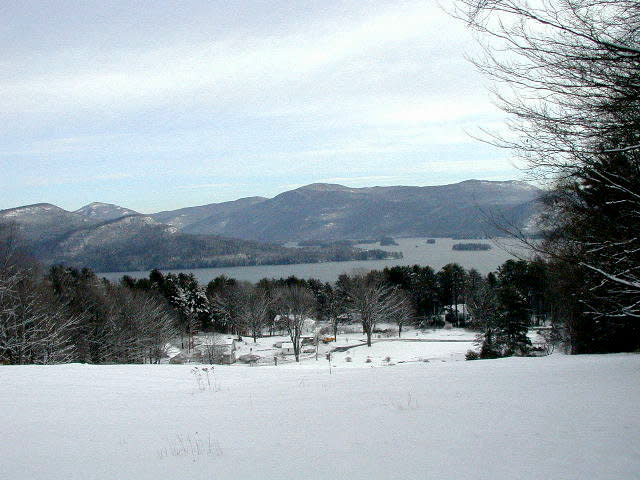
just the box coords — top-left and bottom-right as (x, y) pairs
(0, 180), (541, 272)
(150, 180), (541, 241)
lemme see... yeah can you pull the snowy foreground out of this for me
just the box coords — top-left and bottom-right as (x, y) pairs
(3, 355), (640, 480)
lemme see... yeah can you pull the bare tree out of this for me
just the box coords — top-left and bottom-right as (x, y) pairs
(452, 0), (640, 173)
(322, 288), (346, 342)
(137, 294), (178, 364)
(277, 285), (316, 362)
(199, 332), (223, 364)
(0, 269), (78, 364)
(344, 274), (407, 347)
(390, 290), (414, 338)
(237, 285), (271, 343)
(211, 284), (244, 336)
(100, 287), (177, 364)
(453, 0), (640, 349)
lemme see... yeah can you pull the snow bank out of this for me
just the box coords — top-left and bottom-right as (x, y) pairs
(2, 354), (639, 479)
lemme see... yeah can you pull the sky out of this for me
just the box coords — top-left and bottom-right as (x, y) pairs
(0, 0), (521, 213)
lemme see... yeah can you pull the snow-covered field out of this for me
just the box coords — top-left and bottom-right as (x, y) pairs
(227, 327), (478, 366)
(2, 353), (639, 479)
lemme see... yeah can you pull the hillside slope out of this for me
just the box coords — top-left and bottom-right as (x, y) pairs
(3, 354), (638, 480)
(0, 208), (397, 272)
(163, 180), (541, 241)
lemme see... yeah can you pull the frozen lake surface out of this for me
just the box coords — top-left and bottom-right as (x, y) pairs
(101, 237), (529, 283)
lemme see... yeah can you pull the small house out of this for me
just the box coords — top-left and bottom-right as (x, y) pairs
(169, 352), (188, 364)
(195, 337), (237, 364)
(301, 335), (315, 346)
(215, 338), (237, 364)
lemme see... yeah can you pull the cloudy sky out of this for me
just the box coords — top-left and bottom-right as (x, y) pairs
(0, 0), (520, 213)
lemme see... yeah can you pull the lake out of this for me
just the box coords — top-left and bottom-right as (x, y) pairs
(100, 237), (531, 284)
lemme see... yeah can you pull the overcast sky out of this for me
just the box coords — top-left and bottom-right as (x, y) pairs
(0, 0), (521, 213)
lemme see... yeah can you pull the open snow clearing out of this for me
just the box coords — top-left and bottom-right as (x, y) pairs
(2, 353), (639, 480)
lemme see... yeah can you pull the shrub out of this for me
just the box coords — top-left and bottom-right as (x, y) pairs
(465, 350), (480, 361)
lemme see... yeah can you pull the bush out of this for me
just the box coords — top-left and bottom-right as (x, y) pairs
(465, 350), (480, 361)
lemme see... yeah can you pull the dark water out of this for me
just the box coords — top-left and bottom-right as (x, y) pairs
(100, 237), (530, 284)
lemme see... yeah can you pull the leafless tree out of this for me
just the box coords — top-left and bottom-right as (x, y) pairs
(237, 285), (271, 342)
(0, 269), (78, 364)
(344, 274), (409, 346)
(322, 288), (346, 342)
(101, 287), (177, 363)
(199, 332), (223, 364)
(452, 0), (639, 174)
(277, 285), (317, 362)
(210, 284), (245, 336)
(453, 0), (640, 342)
(390, 290), (414, 338)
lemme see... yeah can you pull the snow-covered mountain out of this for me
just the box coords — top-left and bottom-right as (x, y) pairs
(0, 203), (93, 245)
(74, 202), (139, 222)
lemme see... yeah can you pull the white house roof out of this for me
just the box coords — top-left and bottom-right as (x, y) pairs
(274, 315), (316, 323)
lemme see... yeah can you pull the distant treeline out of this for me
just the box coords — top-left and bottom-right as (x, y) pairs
(298, 237), (400, 248)
(59, 244), (402, 272)
(452, 243), (492, 251)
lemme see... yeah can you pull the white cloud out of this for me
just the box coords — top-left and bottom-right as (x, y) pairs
(24, 172), (135, 187)
(0, 1), (480, 128)
(174, 183), (240, 190)
(0, 0), (521, 211)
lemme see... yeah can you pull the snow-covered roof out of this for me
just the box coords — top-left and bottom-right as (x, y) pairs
(274, 314), (316, 323)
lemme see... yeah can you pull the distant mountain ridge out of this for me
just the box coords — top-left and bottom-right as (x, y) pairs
(0, 180), (540, 271)
(154, 180), (541, 241)
(152, 196), (267, 232)
(0, 199), (400, 272)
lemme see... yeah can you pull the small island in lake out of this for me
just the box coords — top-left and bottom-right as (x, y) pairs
(379, 236), (399, 246)
(452, 242), (492, 251)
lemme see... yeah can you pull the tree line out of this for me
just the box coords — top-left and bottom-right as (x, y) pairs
(0, 262), (177, 365)
(0, 216), (553, 366)
(0, 216), (628, 365)
(121, 259), (552, 362)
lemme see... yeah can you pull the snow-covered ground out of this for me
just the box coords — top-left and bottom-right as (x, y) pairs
(2, 354), (639, 479)
(225, 327), (478, 366)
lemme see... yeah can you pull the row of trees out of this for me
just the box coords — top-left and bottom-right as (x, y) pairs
(122, 259), (550, 361)
(1, 227), (178, 365)
(0, 222), (567, 365)
(124, 269), (412, 361)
